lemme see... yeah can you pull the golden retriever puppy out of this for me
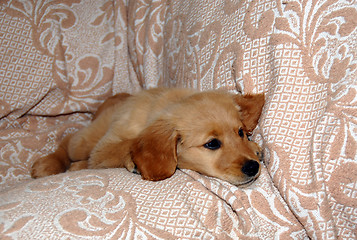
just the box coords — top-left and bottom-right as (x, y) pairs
(31, 88), (265, 186)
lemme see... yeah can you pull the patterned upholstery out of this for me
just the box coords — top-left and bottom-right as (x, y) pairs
(1, 0), (356, 239)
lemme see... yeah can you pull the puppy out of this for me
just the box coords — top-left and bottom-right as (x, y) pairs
(31, 88), (265, 186)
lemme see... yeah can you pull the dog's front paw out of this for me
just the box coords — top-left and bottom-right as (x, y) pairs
(125, 160), (140, 175)
(31, 155), (67, 178)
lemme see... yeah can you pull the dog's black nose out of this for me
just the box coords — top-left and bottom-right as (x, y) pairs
(241, 160), (260, 177)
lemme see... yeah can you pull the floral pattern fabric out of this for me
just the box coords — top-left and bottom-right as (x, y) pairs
(0, 0), (356, 239)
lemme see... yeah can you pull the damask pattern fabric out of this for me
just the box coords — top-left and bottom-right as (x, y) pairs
(0, 0), (356, 239)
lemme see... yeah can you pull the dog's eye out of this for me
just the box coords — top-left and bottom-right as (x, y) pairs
(238, 128), (244, 138)
(203, 138), (222, 150)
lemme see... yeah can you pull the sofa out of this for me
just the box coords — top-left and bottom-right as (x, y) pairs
(0, 0), (356, 239)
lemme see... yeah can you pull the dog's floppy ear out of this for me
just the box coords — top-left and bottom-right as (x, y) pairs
(131, 119), (178, 181)
(234, 93), (265, 132)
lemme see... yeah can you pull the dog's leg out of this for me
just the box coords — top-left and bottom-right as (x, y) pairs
(31, 93), (132, 178)
(88, 134), (135, 172)
(68, 93), (131, 163)
(67, 123), (108, 162)
(31, 116), (111, 179)
(31, 134), (72, 178)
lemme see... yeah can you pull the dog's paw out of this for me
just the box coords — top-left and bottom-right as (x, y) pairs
(31, 155), (66, 178)
(125, 160), (140, 175)
(68, 160), (88, 171)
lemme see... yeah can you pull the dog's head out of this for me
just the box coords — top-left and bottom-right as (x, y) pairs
(131, 91), (265, 186)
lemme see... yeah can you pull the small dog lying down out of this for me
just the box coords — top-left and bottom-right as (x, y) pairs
(31, 88), (265, 186)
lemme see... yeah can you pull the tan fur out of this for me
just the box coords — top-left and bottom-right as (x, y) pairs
(31, 88), (265, 186)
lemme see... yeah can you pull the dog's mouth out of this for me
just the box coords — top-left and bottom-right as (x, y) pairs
(237, 177), (258, 187)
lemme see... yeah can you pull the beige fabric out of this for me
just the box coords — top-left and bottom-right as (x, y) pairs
(0, 168), (305, 239)
(1, 0), (357, 239)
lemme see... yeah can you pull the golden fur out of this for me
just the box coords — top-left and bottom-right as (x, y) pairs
(31, 88), (265, 186)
